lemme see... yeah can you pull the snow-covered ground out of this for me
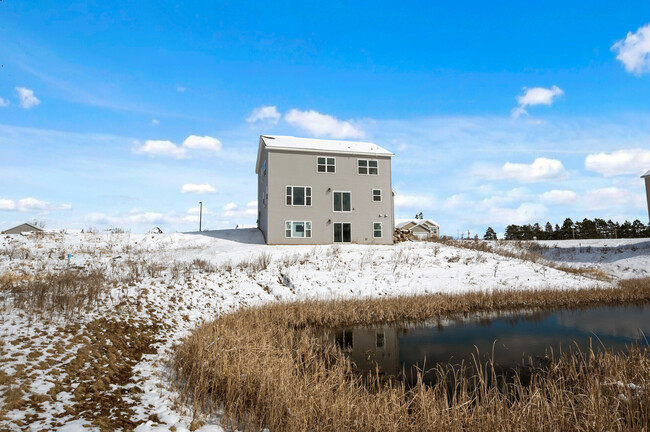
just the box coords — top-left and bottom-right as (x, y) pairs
(0, 230), (648, 431)
(533, 238), (650, 279)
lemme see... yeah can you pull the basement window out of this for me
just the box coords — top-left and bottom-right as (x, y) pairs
(285, 221), (312, 238)
(373, 222), (382, 238)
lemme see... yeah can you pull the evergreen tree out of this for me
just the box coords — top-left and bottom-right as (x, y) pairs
(484, 227), (497, 240)
(545, 222), (554, 238)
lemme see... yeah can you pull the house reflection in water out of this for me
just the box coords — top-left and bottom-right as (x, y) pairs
(326, 326), (401, 378)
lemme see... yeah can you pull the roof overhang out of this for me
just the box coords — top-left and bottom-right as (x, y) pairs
(642, 170), (650, 178)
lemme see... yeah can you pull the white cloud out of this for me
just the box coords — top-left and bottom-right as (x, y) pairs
(15, 87), (41, 109)
(0, 197), (72, 212)
(123, 211), (166, 224)
(612, 23), (650, 75)
(151, 119), (160, 125)
(539, 189), (578, 205)
(394, 194), (434, 209)
(187, 206), (213, 215)
(0, 97), (9, 107)
(176, 86), (186, 93)
(182, 135), (222, 152)
(223, 202), (238, 211)
(134, 135), (222, 158)
(480, 187), (532, 206)
(511, 85), (564, 118)
(246, 200), (257, 208)
(486, 203), (548, 225)
(584, 149), (650, 177)
(583, 187), (646, 211)
(285, 109), (365, 139)
(498, 157), (568, 182)
(134, 140), (187, 159)
(246, 105), (281, 124)
(181, 183), (217, 194)
(0, 199), (16, 211)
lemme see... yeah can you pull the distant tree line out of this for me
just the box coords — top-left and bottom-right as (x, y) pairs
(484, 218), (650, 241)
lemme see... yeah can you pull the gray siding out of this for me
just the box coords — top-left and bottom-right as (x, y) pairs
(646, 177), (650, 224)
(264, 148), (393, 245)
(257, 145), (270, 242)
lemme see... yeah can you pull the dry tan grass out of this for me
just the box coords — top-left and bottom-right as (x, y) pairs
(1, 269), (108, 318)
(172, 278), (650, 431)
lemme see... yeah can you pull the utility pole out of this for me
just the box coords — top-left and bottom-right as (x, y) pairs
(199, 201), (203, 232)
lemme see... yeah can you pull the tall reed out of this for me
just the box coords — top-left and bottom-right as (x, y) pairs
(172, 278), (650, 431)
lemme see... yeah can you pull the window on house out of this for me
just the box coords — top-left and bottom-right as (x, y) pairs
(285, 221), (312, 238)
(263, 161), (267, 176)
(372, 189), (382, 202)
(376, 332), (385, 348)
(333, 191), (351, 212)
(317, 156), (336, 173)
(358, 159), (378, 175)
(373, 222), (382, 238)
(334, 223), (351, 243)
(286, 186), (312, 206)
(335, 330), (353, 349)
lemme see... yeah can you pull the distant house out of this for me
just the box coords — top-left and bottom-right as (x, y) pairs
(396, 219), (440, 240)
(641, 171), (650, 220)
(1, 223), (44, 235)
(256, 135), (394, 245)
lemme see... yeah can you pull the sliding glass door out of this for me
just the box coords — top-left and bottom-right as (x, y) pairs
(333, 223), (351, 243)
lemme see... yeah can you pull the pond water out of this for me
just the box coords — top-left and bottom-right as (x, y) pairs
(323, 304), (650, 385)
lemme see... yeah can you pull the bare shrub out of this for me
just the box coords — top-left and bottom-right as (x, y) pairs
(253, 252), (272, 271)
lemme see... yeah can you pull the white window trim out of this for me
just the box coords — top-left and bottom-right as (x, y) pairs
(316, 155), (336, 174)
(372, 189), (382, 202)
(285, 185), (312, 207)
(333, 222), (352, 243)
(284, 220), (312, 239)
(332, 191), (352, 213)
(373, 221), (383, 238)
(357, 158), (379, 175)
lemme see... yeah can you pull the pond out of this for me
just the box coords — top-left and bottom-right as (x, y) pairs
(322, 304), (650, 386)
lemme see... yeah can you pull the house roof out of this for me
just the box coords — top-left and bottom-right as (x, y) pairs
(642, 170), (650, 178)
(256, 135), (393, 173)
(2, 222), (43, 233)
(395, 219), (440, 230)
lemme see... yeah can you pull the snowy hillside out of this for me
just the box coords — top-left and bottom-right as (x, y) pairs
(0, 230), (648, 431)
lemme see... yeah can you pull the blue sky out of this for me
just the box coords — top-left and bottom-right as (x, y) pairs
(1, 1), (650, 235)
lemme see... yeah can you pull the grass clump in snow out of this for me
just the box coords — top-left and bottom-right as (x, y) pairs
(0, 269), (108, 319)
(172, 278), (650, 431)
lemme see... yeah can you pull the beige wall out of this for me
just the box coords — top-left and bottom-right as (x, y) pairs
(257, 145), (270, 242)
(646, 178), (650, 224)
(263, 148), (394, 245)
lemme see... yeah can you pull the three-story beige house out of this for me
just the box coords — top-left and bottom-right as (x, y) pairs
(256, 135), (394, 245)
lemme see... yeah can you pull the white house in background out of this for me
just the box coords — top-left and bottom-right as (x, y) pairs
(256, 135), (395, 245)
(641, 171), (650, 220)
(396, 219), (440, 239)
(1, 222), (44, 235)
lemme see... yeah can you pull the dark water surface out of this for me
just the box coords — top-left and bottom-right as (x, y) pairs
(324, 304), (650, 385)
